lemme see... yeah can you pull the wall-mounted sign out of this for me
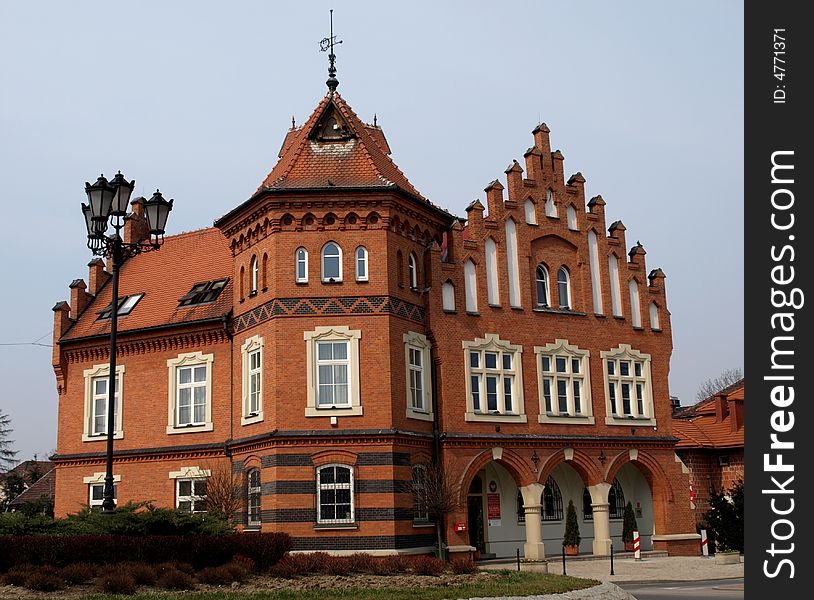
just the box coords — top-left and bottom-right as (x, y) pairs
(636, 501), (643, 518)
(454, 522), (467, 532)
(487, 493), (502, 527)
(489, 480), (498, 493)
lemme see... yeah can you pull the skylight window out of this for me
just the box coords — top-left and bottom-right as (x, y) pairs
(179, 279), (228, 306)
(97, 293), (144, 320)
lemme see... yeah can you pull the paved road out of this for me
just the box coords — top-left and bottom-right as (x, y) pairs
(619, 578), (744, 600)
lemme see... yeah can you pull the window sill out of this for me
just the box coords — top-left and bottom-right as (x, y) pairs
(532, 307), (587, 317)
(537, 414), (596, 425)
(321, 279), (344, 284)
(83, 432), (124, 442)
(465, 412), (527, 424)
(442, 309), (457, 314)
(488, 303), (502, 308)
(632, 326), (645, 331)
(651, 328), (662, 333)
(241, 412), (264, 426)
(245, 525), (262, 531)
(305, 406), (363, 417)
(594, 313), (606, 319)
(613, 315), (625, 320)
(465, 311), (480, 317)
(413, 521), (436, 528)
(406, 408), (434, 422)
(314, 523), (358, 531)
(296, 280), (309, 285)
(604, 415), (656, 427)
(166, 422), (214, 435)
(248, 291), (258, 298)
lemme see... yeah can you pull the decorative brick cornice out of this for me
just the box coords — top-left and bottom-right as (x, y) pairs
(233, 295), (425, 333)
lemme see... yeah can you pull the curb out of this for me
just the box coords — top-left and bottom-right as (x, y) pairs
(614, 575), (745, 585)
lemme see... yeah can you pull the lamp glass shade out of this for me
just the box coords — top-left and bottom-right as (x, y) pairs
(85, 176), (115, 221)
(144, 191), (173, 235)
(110, 172), (135, 216)
(81, 203), (95, 237)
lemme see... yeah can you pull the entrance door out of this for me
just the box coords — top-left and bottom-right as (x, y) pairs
(467, 473), (487, 554)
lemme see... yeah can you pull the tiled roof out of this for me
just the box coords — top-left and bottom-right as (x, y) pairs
(0, 459), (53, 479)
(61, 228), (232, 342)
(258, 92), (427, 201)
(672, 380), (744, 450)
(7, 468), (55, 507)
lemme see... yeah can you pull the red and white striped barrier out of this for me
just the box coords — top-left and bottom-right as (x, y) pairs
(701, 529), (709, 556)
(633, 531), (641, 560)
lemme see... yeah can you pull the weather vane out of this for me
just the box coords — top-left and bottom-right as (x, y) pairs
(319, 9), (342, 93)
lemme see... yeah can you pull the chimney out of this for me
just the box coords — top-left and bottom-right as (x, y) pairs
(52, 301), (72, 368)
(523, 146), (543, 182)
(670, 396), (681, 414)
(504, 160), (524, 201)
(714, 394), (729, 423)
(484, 180), (505, 218)
(628, 241), (647, 271)
(551, 149), (565, 184)
(532, 123), (552, 178)
(465, 200), (485, 241)
(566, 172), (586, 206)
(69, 279), (91, 318)
(123, 197), (150, 245)
(608, 220), (627, 249)
(87, 258), (109, 295)
(728, 398), (744, 432)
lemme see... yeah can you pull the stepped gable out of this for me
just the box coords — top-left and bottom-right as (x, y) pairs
(257, 92), (426, 201)
(61, 227), (232, 341)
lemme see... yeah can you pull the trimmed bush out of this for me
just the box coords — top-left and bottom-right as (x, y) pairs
(2, 564), (35, 586)
(197, 565), (238, 585)
(223, 561), (250, 582)
(157, 568), (196, 590)
(97, 570), (137, 595)
(346, 553), (377, 574)
(125, 562), (158, 586)
(24, 566), (65, 592)
(230, 554), (256, 573)
(410, 555), (446, 576)
(321, 555), (352, 576)
(61, 562), (97, 584)
(451, 557), (478, 574)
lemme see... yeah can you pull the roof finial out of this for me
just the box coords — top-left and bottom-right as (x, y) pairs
(319, 9), (342, 94)
(373, 113), (377, 127)
(291, 115), (296, 128)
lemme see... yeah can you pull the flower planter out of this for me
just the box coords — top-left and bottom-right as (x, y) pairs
(714, 551), (740, 565)
(564, 545), (580, 556)
(520, 560), (549, 573)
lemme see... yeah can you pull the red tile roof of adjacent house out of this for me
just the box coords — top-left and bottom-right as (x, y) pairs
(672, 380), (744, 450)
(7, 467), (55, 509)
(257, 92), (427, 201)
(61, 227), (232, 342)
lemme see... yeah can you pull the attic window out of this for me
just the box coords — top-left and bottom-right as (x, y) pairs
(97, 293), (144, 320)
(317, 113), (349, 141)
(179, 279), (228, 306)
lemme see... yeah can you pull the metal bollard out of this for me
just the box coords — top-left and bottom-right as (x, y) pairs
(610, 543), (615, 575)
(562, 546), (566, 576)
(517, 548), (521, 572)
(633, 531), (641, 560)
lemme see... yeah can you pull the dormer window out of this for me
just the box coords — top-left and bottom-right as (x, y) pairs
(97, 293), (144, 320)
(179, 279), (228, 306)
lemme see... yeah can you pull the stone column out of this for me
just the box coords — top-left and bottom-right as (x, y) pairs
(520, 483), (546, 559)
(588, 482), (612, 556)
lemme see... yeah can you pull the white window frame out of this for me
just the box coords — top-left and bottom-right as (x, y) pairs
(84, 472), (121, 507)
(411, 464), (432, 523)
(463, 334), (526, 423)
(166, 352), (214, 434)
(304, 326), (362, 417)
(355, 246), (369, 282)
(442, 281), (456, 312)
(404, 331), (433, 421)
(250, 255), (259, 294)
(82, 364), (124, 442)
(241, 335), (264, 425)
(649, 302), (661, 330)
(296, 247), (309, 283)
(408, 252), (418, 290)
(247, 468), (262, 528)
(524, 199), (537, 225)
(321, 242), (343, 282)
(464, 260), (478, 313)
(316, 464), (355, 525)
(169, 466), (211, 513)
(557, 267), (571, 309)
(601, 344), (656, 426)
(535, 264), (551, 308)
(535, 339), (594, 424)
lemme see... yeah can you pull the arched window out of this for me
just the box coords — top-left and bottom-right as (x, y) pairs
(609, 479), (626, 519)
(408, 253), (418, 289)
(321, 242), (342, 282)
(247, 468), (261, 527)
(649, 302), (660, 330)
(545, 189), (557, 217)
(464, 260), (478, 313)
(629, 279), (642, 327)
(250, 255), (258, 294)
(557, 267), (571, 309)
(583, 487), (594, 520)
(567, 205), (578, 230)
(239, 266), (245, 300)
(411, 465), (430, 522)
(485, 238), (499, 305)
(535, 265), (550, 307)
(295, 248), (308, 283)
(262, 253), (268, 290)
(609, 254), (622, 316)
(524, 199), (537, 225)
(442, 281), (455, 312)
(355, 246), (368, 282)
(317, 464), (354, 524)
(541, 476), (564, 521)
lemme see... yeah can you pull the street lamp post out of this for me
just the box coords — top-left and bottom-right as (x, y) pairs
(81, 172), (173, 513)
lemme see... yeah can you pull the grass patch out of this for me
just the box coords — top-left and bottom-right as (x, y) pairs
(74, 571), (598, 600)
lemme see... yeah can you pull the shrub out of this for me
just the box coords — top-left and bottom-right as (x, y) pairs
(562, 499), (581, 548)
(346, 553), (377, 573)
(320, 555), (352, 576)
(97, 570), (136, 595)
(703, 480), (744, 553)
(197, 565), (239, 585)
(157, 568), (196, 590)
(450, 557), (478, 574)
(24, 566), (65, 592)
(622, 501), (639, 545)
(410, 555), (446, 576)
(61, 562), (97, 584)
(2, 564), (35, 586)
(269, 552), (328, 578)
(125, 562), (157, 586)
(223, 561), (250, 582)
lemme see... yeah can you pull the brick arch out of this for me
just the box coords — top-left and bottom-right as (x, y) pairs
(605, 450), (674, 536)
(536, 448), (604, 487)
(311, 449), (358, 468)
(457, 448), (535, 505)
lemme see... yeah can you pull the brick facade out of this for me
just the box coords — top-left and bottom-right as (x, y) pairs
(51, 87), (698, 556)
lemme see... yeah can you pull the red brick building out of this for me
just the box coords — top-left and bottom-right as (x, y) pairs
(673, 380), (744, 520)
(51, 80), (699, 557)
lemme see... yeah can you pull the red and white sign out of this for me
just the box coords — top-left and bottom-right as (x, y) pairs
(701, 529), (709, 556)
(633, 530), (641, 560)
(487, 493), (502, 527)
(689, 484), (696, 510)
(454, 521), (467, 532)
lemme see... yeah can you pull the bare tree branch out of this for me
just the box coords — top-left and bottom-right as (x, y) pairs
(695, 367), (743, 402)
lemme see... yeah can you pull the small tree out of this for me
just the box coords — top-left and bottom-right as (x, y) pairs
(695, 368), (742, 402)
(409, 461), (460, 559)
(0, 410), (18, 471)
(202, 462), (242, 524)
(562, 499), (580, 549)
(622, 501), (638, 546)
(703, 480), (743, 553)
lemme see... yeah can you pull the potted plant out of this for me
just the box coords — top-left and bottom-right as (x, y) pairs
(622, 501), (639, 552)
(562, 499), (581, 555)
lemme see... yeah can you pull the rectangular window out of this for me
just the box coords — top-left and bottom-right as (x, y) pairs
(97, 293), (144, 320)
(466, 342), (521, 418)
(89, 482), (117, 507)
(557, 379), (568, 413)
(247, 470), (261, 527)
(471, 375), (481, 412)
(408, 347), (424, 410)
(621, 383), (632, 415)
(248, 349), (261, 415)
(177, 365), (207, 426)
(609, 383), (618, 415)
(542, 356), (551, 372)
(636, 383), (644, 415)
(503, 376), (513, 413)
(470, 352), (480, 369)
(538, 349), (588, 419)
(620, 361), (630, 376)
(573, 380), (582, 414)
(178, 280), (227, 306)
(317, 465), (354, 524)
(485, 352), (498, 369)
(91, 377), (118, 435)
(177, 478), (207, 512)
(486, 376), (498, 411)
(316, 341), (350, 407)
(543, 379), (552, 413)
(556, 357), (567, 373)
(502, 354), (512, 370)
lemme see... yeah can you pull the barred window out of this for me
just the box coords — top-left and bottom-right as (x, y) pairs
(247, 469), (261, 527)
(317, 465), (354, 524)
(609, 479), (626, 519)
(541, 477), (563, 521)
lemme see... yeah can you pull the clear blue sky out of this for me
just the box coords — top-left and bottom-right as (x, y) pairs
(0, 1), (743, 463)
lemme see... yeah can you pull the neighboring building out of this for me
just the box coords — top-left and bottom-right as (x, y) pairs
(50, 71), (698, 557)
(673, 380), (745, 520)
(1, 459), (53, 509)
(6, 467), (56, 514)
